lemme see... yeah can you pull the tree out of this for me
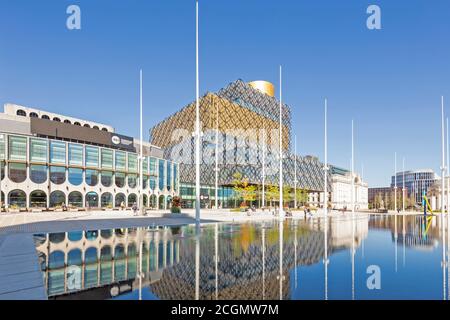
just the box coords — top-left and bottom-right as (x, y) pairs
(231, 172), (256, 207)
(266, 185), (279, 207)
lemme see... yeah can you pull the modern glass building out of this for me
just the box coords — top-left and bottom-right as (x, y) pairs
(391, 169), (438, 204)
(0, 104), (179, 212)
(150, 79), (330, 209)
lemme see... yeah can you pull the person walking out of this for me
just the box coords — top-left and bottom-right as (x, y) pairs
(132, 202), (138, 216)
(120, 201), (125, 211)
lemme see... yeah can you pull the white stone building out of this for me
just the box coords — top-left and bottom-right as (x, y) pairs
(330, 166), (368, 210)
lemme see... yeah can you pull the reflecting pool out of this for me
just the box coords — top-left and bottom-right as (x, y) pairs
(33, 214), (450, 300)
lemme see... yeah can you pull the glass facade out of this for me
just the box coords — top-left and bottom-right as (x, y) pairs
(0, 132), (178, 210)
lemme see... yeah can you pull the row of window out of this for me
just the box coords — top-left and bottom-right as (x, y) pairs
(16, 109), (110, 132)
(0, 134), (177, 177)
(4, 190), (172, 209)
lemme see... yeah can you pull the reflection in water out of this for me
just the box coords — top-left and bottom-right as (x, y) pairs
(33, 214), (450, 300)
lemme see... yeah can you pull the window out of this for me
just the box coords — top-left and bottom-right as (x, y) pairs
(42, 115), (50, 120)
(149, 157), (157, 175)
(74, 122), (81, 126)
(173, 164), (178, 191)
(30, 190), (47, 208)
(86, 192), (99, 207)
(101, 128), (108, 132)
(50, 191), (66, 207)
(142, 157), (149, 175)
(85, 169), (99, 186)
(128, 154), (138, 173)
(83, 124), (90, 128)
(8, 136), (27, 161)
(128, 174), (137, 188)
(142, 175), (148, 189)
(68, 191), (83, 207)
(50, 141), (66, 164)
(50, 166), (66, 184)
(16, 110), (26, 116)
(115, 151), (126, 171)
(68, 144), (83, 166)
(101, 149), (113, 169)
(85, 146), (99, 167)
(149, 176), (156, 191)
(128, 194), (137, 207)
(9, 163), (27, 183)
(115, 172), (125, 188)
(1, 162), (4, 181)
(68, 168), (83, 186)
(29, 112), (38, 118)
(8, 190), (26, 208)
(101, 171), (113, 187)
(30, 165), (48, 184)
(101, 193), (113, 208)
(30, 139), (48, 162)
(53, 117), (61, 122)
(166, 161), (172, 191)
(159, 159), (165, 191)
(64, 119), (71, 124)
(115, 193), (125, 207)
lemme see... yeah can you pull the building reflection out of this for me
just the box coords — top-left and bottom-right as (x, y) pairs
(34, 227), (181, 299)
(33, 216), (369, 300)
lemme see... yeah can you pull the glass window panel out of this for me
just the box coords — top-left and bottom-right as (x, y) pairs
(68, 144), (83, 166)
(128, 174), (137, 189)
(158, 160), (165, 190)
(85, 146), (99, 168)
(30, 165), (47, 184)
(115, 172), (125, 188)
(8, 136), (27, 161)
(101, 171), (113, 187)
(85, 169), (98, 186)
(50, 141), (66, 164)
(149, 157), (157, 175)
(142, 157), (148, 174)
(149, 176), (156, 191)
(166, 161), (172, 191)
(68, 168), (83, 186)
(50, 166), (66, 184)
(128, 153), (138, 173)
(101, 149), (113, 169)
(30, 139), (48, 163)
(8, 162), (27, 183)
(115, 151), (126, 171)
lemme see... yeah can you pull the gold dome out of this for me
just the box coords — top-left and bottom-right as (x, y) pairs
(248, 81), (275, 97)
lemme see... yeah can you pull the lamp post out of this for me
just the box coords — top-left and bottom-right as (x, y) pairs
(195, 0), (201, 223)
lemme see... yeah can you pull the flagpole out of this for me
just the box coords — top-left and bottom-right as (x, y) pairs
(214, 98), (219, 210)
(195, 0), (201, 223)
(351, 120), (355, 214)
(294, 134), (297, 210)
(394, 152), (397, 214)
(262, 130), (266, 208)
(279, 65), (284, 219)
(139, 69), (144, 216)
(324, 99), (328, 218)
(402, 157), (405, 213)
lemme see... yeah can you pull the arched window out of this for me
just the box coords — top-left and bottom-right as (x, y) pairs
(83, 124), (90, 128)
(49, 233), (65, 244)
(48, 251), (65, 269)
(50, 166), (65, 184)
(127, 243), (137, 278)
(68, 231), (83, 242)
(67, 249), (82, 266)
(68, 191), (83, 208)
(128, 194), (137, 207)
(101, 128), (108, 132)
(74, 122), (81, 126)
(29, 190), (47, 208)
(85, 230), (98, 241)
(115, 172), (125, 188)
(8, 163), (27, 183)
(84, 247), (98, 288)
(158, 195), (165, 209)
(101, 171), (113, 187)
(150, 195), (157, 209)
(68, 168), (83, 186)
(16, 109), (26, 116)
(93, 126), (99, 130)
(29, 112), (38, 118)
(100, 230), (112, 239)
(53, 117), (61, 122)
(115, 193), (125, 208)
(86, 192), (98, 208)
(114, 244), (126, 281)
(100, 245), (112, 285)
(64, 119), (71, 124)
(143, 194), (148, 207)
(8, 189), (26, 208)
(85, 169), (98, 186)
(30, 165), (47, 184)
(41, 115), (50, 120)
(101, 192), (113, 208)
(50, 191), (66, 208)
(128, 174), (137, 188)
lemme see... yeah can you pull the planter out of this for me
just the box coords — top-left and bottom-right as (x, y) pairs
(7, 208), (20, 213)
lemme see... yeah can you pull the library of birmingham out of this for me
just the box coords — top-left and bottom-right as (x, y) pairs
(0, 79), (367, 211)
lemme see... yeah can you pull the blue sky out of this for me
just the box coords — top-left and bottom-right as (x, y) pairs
(1, 0), (450, 187)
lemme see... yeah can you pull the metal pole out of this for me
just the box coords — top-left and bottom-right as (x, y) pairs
(441, 96), (447, 300)
(215, 98), (219, 210)
(351, 120), (355, 214)
(403, 158), (405, 213)
(279, 66), (284, 218)
(394, 152), (397, 214)
(195, 0), (201, 223)
(294, 135), (297, 210)
(324, 99), (328, 218)
(262, 130), (266, 208)
(139, 69), (144, 216)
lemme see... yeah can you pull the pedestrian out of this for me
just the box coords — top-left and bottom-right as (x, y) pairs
(132, 202), (138, 216)
(120, 201), (125, 211)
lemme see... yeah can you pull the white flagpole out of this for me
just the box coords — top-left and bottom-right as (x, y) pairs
(262, 130), (266, 208)
(351, 120), (355, 214)
(402, 157), (406, 213)
(294, 135), (297, 210)
(195, 0), (201, 222)
(441, 96), (447, 301)
(139, 69), (144, 216)
(279, 65), (284, 218)
(394, 152), (397, 214)
(215, 99), (219, 210)
(447, 117), (449, 215)
(324, 99), (328, 218)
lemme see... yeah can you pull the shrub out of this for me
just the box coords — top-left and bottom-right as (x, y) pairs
(171, 206), (181, 214)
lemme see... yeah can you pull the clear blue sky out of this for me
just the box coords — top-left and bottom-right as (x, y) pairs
(1, 0), (450, 187)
